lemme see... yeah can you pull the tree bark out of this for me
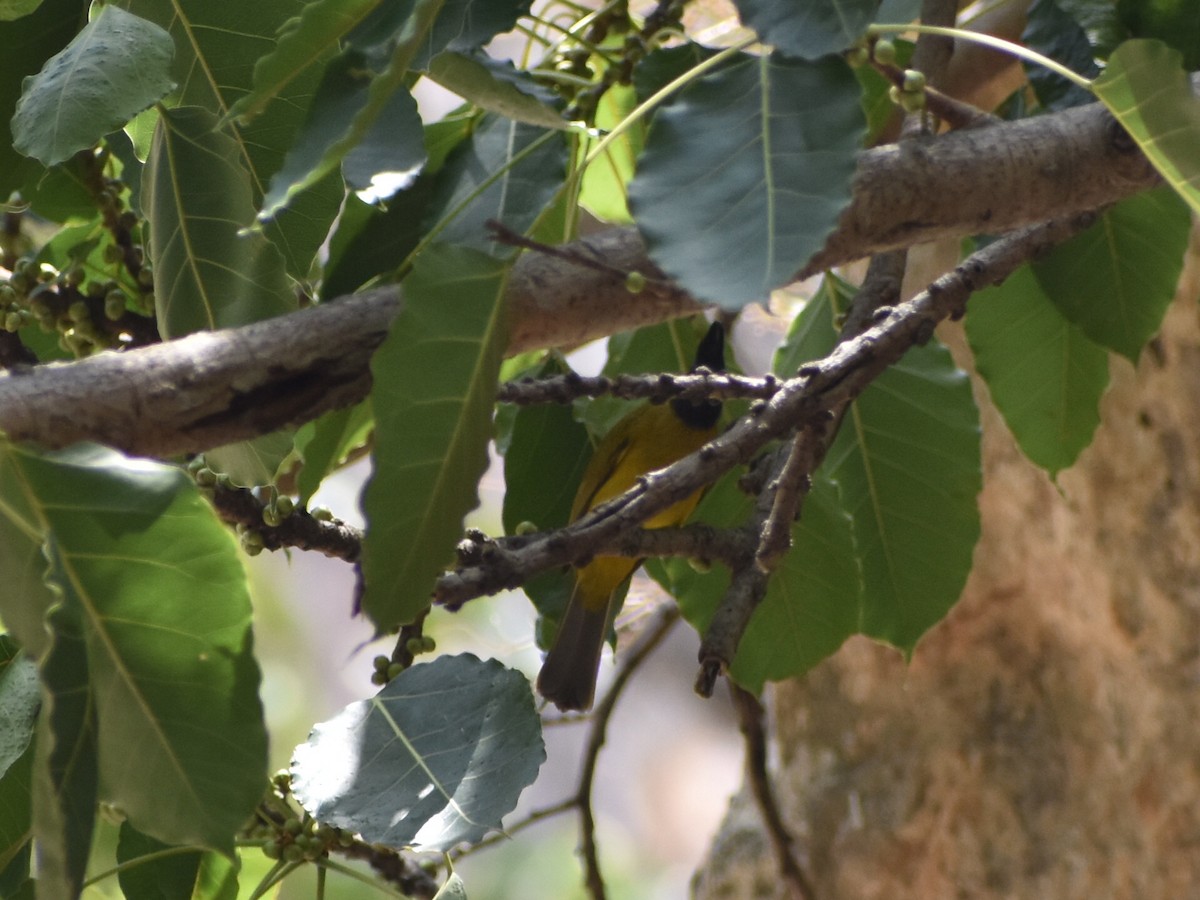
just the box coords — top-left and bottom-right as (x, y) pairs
(0, 97), (1158, 458)
(693, 228), (1200, 899)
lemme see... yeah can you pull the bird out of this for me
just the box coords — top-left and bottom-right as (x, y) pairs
(536, 321), (725, 711)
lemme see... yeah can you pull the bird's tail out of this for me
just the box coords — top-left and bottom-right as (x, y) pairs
(536, 583), (610, 712)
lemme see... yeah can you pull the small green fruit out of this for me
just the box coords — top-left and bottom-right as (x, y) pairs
(902, 68), (926, 92)
(873, 39), (897, 65)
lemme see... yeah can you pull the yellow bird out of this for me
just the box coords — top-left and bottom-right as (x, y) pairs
(537, 321), (725, 711)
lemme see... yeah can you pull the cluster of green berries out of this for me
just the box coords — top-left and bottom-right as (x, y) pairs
(1, 256), (151, 356)
(259, 816), (355, 863)
(254, 772), (355, 863)
(370, 638), (436, 686)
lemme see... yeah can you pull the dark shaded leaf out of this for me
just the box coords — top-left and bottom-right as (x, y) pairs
(629, 53), (863, 309)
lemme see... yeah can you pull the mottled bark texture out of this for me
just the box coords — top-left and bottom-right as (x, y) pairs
(693, 230), (1200, 899)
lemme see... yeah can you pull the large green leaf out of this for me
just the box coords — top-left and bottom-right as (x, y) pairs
(11, 5), (174, 166)
(779, 278), (982, 650)
(0, 442), (268, 852)
(1032, 187), (1191, 362)
(967, 264), (1109, 475)
(31, 598), (96, 900)
(629, 53), (864, 309)
(658, 471), (861, 692)
(732, 0), (880, 59)
(0, 0), (85, 197)
(143, 106), (296, 338)
(1093, 39), (1200, 216)
(291, 654), (545, 851)
(0, 458), (58, 657)
(825, 343), (981, 651)
(128, 0), (345, 279)
(360, 246), (508, 631)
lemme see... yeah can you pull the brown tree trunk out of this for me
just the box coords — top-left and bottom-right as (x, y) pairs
(694, 229), (1200, 899)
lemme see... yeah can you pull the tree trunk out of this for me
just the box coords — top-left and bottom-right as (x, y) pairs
(694, 229), (1200, 899)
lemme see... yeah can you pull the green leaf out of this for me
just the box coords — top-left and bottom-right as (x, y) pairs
(421, 0), (531, 60)
(0, 639), (38, 778)
(0, 0), (45, 20)
(291, 654), (545, 851)
(732, 0), (880, 59)
(0, 821), (31, 896)
(579, 83), (641, 224)
(629, 53), (864, 309)
(205, 430), (297, 489)
(426, 51), (568, 131)
(1118, 0), (1200, 70)
(1093, 39), (1200, 217)
(967, 264), (1109, 475)
(295, 402), (374, 505)
(31, 599), (97, 900)
(11, 5), (173, 167)
(1022, 0), (1101, 110)
(143, 106), (296, 338)
(260, 0), (446, 219)
(117, 822), (239, 900)
(501, 357), (590, 537)
(825, 339), (982, 651)
(361, 246), (508, 631)
(0, 442), (268, 852)
(0, 456), (58, 657)
(341, 79), (427, 194)
(1032, 187), (1191, 362)
(227, 0), (382, 124)
(424, 114), (567, 254)
(127, 0), (346, 280)
(659, 472), (861, 692)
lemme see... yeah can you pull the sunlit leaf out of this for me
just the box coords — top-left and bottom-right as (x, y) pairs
(11, 5), (174, 166)
(0, 442), (268, 852)
(1032, 187), (1191, 361)
(291, 654), (544, 851)
(629, 53), (863, 309)
(1093, 39), (1200, 216)
(361, 246), (508, 631)
(967, 264), (1109, 475)
(295, 402), (374, 505)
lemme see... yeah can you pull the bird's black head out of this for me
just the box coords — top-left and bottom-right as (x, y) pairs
(671, 321), (725, 430)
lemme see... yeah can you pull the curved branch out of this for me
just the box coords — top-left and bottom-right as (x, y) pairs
(0, 98), (1158, 457)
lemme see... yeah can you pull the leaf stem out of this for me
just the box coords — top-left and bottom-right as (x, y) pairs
(81, 845), (205, 887)
(867, 23), (1094, 90)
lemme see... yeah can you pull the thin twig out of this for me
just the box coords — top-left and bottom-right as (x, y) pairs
(497, 370), (779, 406)
(575, 604), (681, 900)
(731, 687), (816, 900)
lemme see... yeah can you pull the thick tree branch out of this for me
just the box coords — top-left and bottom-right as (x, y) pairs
(0, 99), (1160, 457)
